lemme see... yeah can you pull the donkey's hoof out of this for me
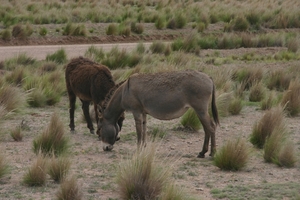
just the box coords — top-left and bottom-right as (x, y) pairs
(70, 130), (76, 134)
(197, 153), (205, 158)
(103, 145), (114, 151)
(90, 130), (95, 135)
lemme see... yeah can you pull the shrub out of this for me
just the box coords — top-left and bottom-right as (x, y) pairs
(249, 82), (266, 102)
(171, 38), (183, 51)
(250, 106), (285, 149)
(27, 88), (47, 107)
(48, 156), (71, 183)
(233, 16), (250, 31)
(10, 126), (23, 142)
(33, 112), (69, 156)
(1, 29), (11, 41)
(84, 45), (105, 63)
(135, 42), (146, 54)
(150, 41), (166, 54)
(5, 67), (26, 86)
(167, 18), (177, 29)
(180, 108), (201, 131)
(63, 23), (87, 36)
(197, 22), (206, 32)
(12, 24), (26, 39)
(281, 79), (300, 116)
(23, 154), (47, 186)
(174, 13), (187, 29)
(0, 153), (9, 179)
(213, 138), (250, 171)
(106, 23), (118, 35)
(102, 47), (131, 69)
(39, 27), (48, 36)
(116, 142), (171, 200)
(46, 48), (67, 64)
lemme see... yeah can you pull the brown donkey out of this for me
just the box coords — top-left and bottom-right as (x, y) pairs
(65, 56), (124, 135)
(98, 70), (219, 158)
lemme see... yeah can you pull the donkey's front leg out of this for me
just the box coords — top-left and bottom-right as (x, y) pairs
(141, 114), (147, 144)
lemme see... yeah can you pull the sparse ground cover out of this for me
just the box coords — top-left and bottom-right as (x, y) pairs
(0, 0), (300, 200)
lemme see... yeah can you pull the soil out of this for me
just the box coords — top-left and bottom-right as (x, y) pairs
(0, 23), (300, 200)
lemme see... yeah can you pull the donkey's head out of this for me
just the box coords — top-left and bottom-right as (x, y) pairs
(97, 117), (120, 151)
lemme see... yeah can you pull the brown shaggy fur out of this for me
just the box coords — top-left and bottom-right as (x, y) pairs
(65, 56), (121, 135)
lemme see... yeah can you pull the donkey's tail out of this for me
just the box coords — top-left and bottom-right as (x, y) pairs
(211, 82), (220, 126)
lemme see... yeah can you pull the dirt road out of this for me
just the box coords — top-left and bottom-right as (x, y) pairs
(0, 42), (152, 61)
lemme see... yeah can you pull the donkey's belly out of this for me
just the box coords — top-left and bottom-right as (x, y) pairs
(145, 103), (190, 120)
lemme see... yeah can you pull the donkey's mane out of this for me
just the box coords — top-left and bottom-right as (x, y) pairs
(101, 80), (127, 111)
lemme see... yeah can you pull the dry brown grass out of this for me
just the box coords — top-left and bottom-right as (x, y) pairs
(56, 176), (82, 200)
(250, 106), (285, 149)
(213, 137), (250, 171)
(116, 141), (172, 200)
(0, 153), (9, 179)
(48, 156), (71, 183)
(276, 141), (298, 168)
(281, 79), (300, 116)
(0, 85), (25, 113)
(23, 154), (47, 186)
(249, 81), (266, 102)
(10, 126), (23, 142)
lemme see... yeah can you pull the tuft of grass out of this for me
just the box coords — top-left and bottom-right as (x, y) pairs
(180, 108), (201, 131)
(10, 126), (23, 142)
(106, 23), (118, 35)
(56, 176), (82, 200)
(233, 15), (250, 31)
(228, 97), (243, 115)
(213, 138), (250, 171)
(23, 154), (47, 187)
(1, 29), (12, 41)
(281, 79), (300, 116)
(266, 69), (292, 91)
(260, 91), (277, 110)
(48, 156), (71, 183)
(46, 48), (67, 64)
(216, 92), (233, 118)
(263, 127), (287, 163)
(287, 38), (299, 53)
(150, 41), (166, 54)
(116, 142), (172, 200)
(155, 15), (166, 30)
(249, 82), (266, 102)
(232, 67), (263, 90)
(250, 106), (285, 149)
(39, 27), (48, 36)
(0, 153), (9, 179)
(131, 22), (144, 34)
(160, 183), (196, 200)
(33, 112), (69, 157)
(63, 23), (87, 36)
(0, 85), (25, 113)
(275, 141), (297, 168)
(149, 127), (167, 140)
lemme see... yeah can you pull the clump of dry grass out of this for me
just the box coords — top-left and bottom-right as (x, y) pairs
(249, 81), (266, 102)
(10, 126), (23, 142)
(275, 140), (297, 168)
(260, 91), (277, 110)
(23, 154), (47, 186)
(48, 156), (71, 183)
(232, 67), (263, 90)
(0, 153), (9, 179)
(266, 69), (292, 91)
(213, 138), (250, 171)
(33, 112), (69, 156)
(116, 142), (172, 200)
(250, 106), (285, 149)
(281, 79), (300, 116)
(228, 97), (243, 115)
(56, 176), (82, 200)
(0, 85), (26, 113)
(216, 92), (233, 117)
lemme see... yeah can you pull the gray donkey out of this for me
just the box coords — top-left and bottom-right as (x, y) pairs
(98, 69), (219, 158)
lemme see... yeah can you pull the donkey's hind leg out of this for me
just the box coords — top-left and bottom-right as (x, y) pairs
(68, 91), (76, 134)
(81, 100), (94, 134)
(196, 111), (216, 158)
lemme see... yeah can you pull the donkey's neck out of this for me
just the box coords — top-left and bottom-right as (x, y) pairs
(103, 84), (125, 123)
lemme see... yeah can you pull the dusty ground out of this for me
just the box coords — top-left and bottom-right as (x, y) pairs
(0, 23), (300, 200)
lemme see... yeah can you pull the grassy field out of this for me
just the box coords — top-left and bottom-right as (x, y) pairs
(0, 0), (300, 200)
